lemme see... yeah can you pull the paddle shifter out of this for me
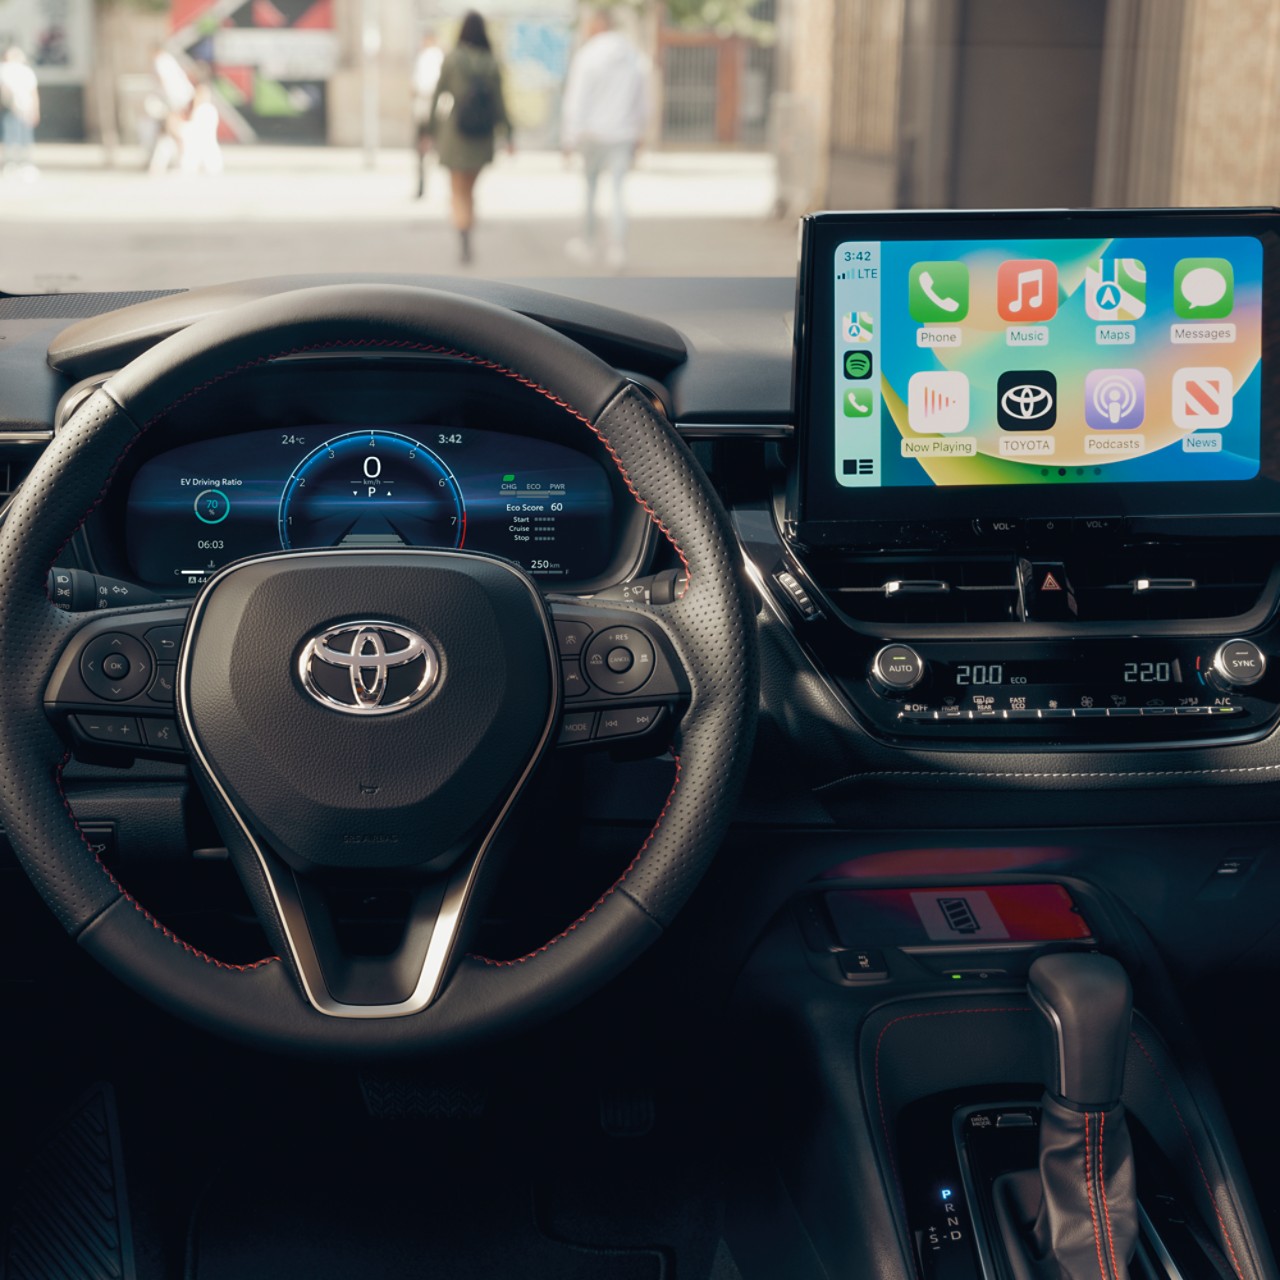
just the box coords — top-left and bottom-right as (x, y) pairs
(994, 954), (1139, 1280)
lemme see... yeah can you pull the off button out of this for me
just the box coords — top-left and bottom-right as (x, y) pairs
(584, 627), (656, 695)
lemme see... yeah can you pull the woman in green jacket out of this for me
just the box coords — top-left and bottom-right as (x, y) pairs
(428, 11), (512, 264)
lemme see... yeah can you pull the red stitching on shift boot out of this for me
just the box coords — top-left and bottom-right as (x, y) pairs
(1084, 1112), (1108, 1280)
(1100, 1109), (1121, 1280)
(873, 1006), (1034, 1279)
(55, 754), (279, 972)
(470, 755), (681, 966)
(57, 338), (689, 598)
(1130, 1031), (1246, 1280)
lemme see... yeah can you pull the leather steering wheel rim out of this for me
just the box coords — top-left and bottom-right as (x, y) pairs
(0, 284), (758, 1055)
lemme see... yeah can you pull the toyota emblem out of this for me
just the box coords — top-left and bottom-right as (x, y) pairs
(298, 622), (439, 716)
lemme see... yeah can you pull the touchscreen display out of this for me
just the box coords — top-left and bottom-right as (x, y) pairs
(830, 234), (1263, 489)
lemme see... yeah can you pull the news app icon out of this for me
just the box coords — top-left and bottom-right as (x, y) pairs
(997, 259), (1058, 323)
(908, 370), (969, 434)
(1172, 367), (1233, 430)
(1084, 369), (1146, 430)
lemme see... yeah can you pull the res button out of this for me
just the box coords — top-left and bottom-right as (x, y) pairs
(584, 627), (656, 695)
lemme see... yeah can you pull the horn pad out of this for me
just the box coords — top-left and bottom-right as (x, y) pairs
(179, 550), (557, 872)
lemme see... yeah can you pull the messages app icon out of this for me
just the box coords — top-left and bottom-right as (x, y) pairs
(1174, 258), (1234, 319)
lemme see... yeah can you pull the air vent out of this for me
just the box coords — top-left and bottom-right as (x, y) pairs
(1068, 540), (1274, 622)
(809, 552), (1021, 624)
(800, 537), (1280, 629)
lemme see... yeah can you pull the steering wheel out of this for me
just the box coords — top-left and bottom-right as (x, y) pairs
(0, 285), (757, 1055)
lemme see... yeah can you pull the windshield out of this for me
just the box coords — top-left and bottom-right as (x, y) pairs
(0, 0), (1271, 294)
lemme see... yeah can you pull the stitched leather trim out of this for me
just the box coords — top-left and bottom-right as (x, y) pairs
(1099, 1110), (1122, 1280)
(815, 764), (1280, 790)
(1084, 1111), (1109, 1280)
(1131, 1031), (1246, 1280)
(55, 754), (280, 972)
(470, 754), (681, 966)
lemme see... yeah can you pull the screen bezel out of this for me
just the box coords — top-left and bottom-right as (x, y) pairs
(792, 207), (1280, 542)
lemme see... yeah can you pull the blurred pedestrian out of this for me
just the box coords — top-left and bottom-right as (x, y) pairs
(428, 11), (512, 265)
(0, 46), (40, 180)
(180, 82), (223, 175)
(561, 9), (650, 270)
(412, 30), (443, 200)
(148, 43), (194, 175)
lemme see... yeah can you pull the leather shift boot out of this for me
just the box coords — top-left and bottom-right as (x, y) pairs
(993, 1093), (1138, 1280)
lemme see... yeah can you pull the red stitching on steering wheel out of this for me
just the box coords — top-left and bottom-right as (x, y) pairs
(470, 754), (681, 967)
(55, 754), (280, 971)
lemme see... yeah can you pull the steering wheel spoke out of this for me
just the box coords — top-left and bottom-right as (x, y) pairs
(44, 603), (192, 758)
(547, 597), (690, 753)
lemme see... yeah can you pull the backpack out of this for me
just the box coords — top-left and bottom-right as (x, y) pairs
(453, 71), (498, 138)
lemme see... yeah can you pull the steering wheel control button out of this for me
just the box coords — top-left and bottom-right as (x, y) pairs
(555, 620), (593, 656)
(558, 711), (596, 745)
(74, 714), (140, 746)
(145, 626), (184, 659)
(147, 666), (177, 703)
(1212, 638), (1266, 688)
(596, 705), (663, 740)
(100, 653), (131, 681)
(606, 647), (634, 674)
(584, 627), (655, 694)
(141, 718), (182, 750)
(561, 661), (588, 698)
(869, 644), (925, 696)
(80, 633), (151, 700)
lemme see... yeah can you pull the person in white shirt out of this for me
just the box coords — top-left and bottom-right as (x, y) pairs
(412, 31), (444, 200)
(561, 9), (651, 270)
(0, 46), (40, 179)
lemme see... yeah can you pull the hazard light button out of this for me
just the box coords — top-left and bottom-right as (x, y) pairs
(1028, 562), (1076, 621)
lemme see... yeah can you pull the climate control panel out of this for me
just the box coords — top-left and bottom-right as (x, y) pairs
(848, 636), (1278, 744)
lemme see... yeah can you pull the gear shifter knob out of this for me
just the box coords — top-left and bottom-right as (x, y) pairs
(1028, 952), (1132, 1107)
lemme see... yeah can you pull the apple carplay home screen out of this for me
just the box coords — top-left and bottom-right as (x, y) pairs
(831, 235), (1263, 490)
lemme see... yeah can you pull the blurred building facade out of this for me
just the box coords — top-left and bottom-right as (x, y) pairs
(775, 0), (1280, 216)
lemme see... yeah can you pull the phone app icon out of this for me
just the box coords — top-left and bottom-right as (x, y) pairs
(1172, 367), (1233, 430)
(1085, 369), (1145, 430)
(1084, 257), (1146, 321)
(908, 371), (969, 434)
(843, 350), (873, 380)
(840, 311), (875, 343)
(908, 262), (969, 323)
(843, 386), (876, 418)
(997, 259), (1058, 322)
(996, 370), (1057, 431)
(1174, 259), (1234, 319)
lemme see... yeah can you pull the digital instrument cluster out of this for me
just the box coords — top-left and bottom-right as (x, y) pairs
(124, 426), (622, 589)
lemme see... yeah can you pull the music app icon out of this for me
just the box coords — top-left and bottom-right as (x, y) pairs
(997, 259), (1059, 323)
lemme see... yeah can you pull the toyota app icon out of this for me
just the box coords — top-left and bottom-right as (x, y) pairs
(996, 371), (1057, 431)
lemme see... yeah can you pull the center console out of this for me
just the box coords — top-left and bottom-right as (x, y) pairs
(772, 207), (1280, 748)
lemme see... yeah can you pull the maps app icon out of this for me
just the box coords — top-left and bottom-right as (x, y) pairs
(1085, 257), (1147, 321)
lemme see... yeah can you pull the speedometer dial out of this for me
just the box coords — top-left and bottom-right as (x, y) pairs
(278, 431), (466, 552)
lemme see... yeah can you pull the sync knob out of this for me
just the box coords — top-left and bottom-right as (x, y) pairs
(869, 644), (926, 697)
(1211, 638), (1266, 689)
